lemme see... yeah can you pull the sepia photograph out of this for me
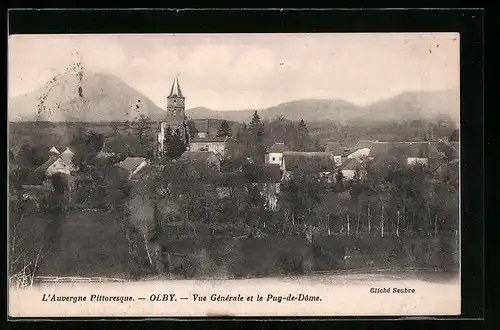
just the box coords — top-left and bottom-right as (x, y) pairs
(8, 32), (461, 317)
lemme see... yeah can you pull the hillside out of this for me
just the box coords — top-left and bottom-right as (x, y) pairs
(8, 71), (167, 122)
(186, 89), (460, 123)
(9, 69), (459, 124)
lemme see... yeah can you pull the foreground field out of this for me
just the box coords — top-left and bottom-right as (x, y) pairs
(12, 210), (459, 281)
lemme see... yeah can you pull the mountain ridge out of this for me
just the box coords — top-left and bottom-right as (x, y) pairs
(9, 70), (459, 123)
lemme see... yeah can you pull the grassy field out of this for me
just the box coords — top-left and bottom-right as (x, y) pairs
(10, 210), (459, 280)
(12, 210), (133, 278)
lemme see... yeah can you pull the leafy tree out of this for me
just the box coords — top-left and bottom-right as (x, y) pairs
(133, 115), (151, 146)
(278, 178), (301, 226)
(110, 122), (120, 136)
(335, 171), (345, 191)
(186, 120), (199, 140)
(297, 119), (312, 151)
(216, 120), (232, 138)
(12, 143), (36, 168)
(449, 128), (459, 142)
(9, 167), (29, 199)
(248, 111), (266, 164)
(72, 130), (104, 172)
(249, 111), (264, 143)
(165, 128), (187, 159)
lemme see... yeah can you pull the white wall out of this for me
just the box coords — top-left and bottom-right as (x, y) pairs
(190, 142), (226, 155)
(341, 170), (356, 180)
(46, 158), (72, 176)
(267, 152), (284, 169)
(407, 157), (428, 166)
(347, 148), (370, 159)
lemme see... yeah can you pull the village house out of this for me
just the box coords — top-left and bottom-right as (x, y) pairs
(265, 142), (287, 170)
(192, 119), (210, 138)
(347, 140), (378, 159)
(34, 155), (73, 177)
(189, 136), (226, 155)
(59, 147), (75, 167)
(209, 172), (247, 199)
(282, 151), (337, 174)
(178, 151), (221, 173)
(251, 164), (282, 211)
(116, 157), (149, 179)
(209, 164), (282, 211)
(368, 142), (444, 166)
(338, 158), (366, 180)
(96, 139), (116, 159)
(324, 142), (344, 166)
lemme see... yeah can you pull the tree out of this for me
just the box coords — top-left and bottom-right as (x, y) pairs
(9, 167), (29, 199)
(278, 178), (301, 227)
(125, 192), (157, 268)
(71, 129), (104, 171)
(335, 171), (345, 191)
(186, 120), (199, 140)
(165, 128), (187, 159)
(216, 120), (232, 138)
(449, 128), (459, 142)
(249, 111), (264, 143)
(110, 122), (120, 136)
(133, 115), (151, 146)
(249, 111), (266, 164)
(297, 119), (312, 151)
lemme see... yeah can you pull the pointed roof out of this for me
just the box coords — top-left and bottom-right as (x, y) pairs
(168, 77), (184, 98)
(60, 147), (74, 155)
(34, 155), (71, 174)
(49, 146), (61, 155)
(60, 147), (74, 164)
(339, 158), (364, 171)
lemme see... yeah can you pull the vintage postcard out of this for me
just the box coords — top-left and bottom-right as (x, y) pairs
(8, 33), (460, 317)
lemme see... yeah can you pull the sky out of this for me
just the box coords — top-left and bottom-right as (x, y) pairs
(8, 33), (460, 110)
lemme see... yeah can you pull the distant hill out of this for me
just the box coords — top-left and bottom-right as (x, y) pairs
(9, 69), (459, 124)
(186, 89), (460, 124)
(8, 70), (167, 122)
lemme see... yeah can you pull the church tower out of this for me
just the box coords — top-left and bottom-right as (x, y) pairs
(158, 77), (189, 157)
(167, 77), (185, 122)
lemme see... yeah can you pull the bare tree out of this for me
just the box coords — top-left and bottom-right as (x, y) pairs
(126, 192), (157, 267)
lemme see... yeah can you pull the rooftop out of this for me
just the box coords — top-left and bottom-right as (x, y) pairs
(168, 77), (184, 98)
(352, 140), (378, 151)
(339, 158), (364, 171)
(325, 142), (343, 155)
(368, 142), (443, 159)
(34, 155), (61, 174)
(116, 157), (147, 172)
(283, 152), (336, 172)
(267, 142), (287, 153)
(190, 136), (228, 143)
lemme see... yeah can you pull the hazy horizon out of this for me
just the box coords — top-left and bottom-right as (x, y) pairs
(9, 33), (459, 112)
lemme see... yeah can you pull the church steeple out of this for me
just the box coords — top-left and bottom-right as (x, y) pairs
(169, 77), (184, 98)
